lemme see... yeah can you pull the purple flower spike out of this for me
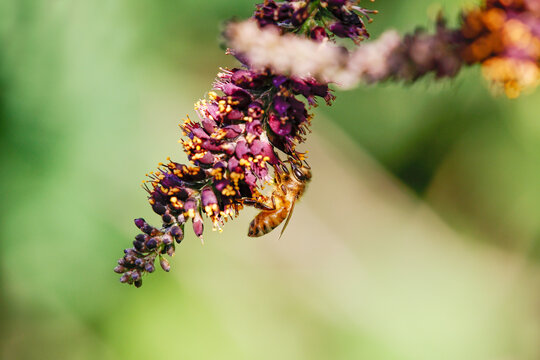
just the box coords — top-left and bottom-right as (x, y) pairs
(116, 0), (353, 286)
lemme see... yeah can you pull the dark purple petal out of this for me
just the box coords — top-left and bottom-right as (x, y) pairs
(191, 126), (210, 140)
(214, 179), (230, 192)
(224, 124), (243, 139)
(227, 109), (244, 121)
(273, 96), (290, 116)
(244, 171), (258, 187)
(250, 139), (264, 155)
(202, 118), (217, 134)
(246, 119), (263, 137)
(268, 113), (292, 136)
(231, 69), (267, 88)
(329, 22), (350, 38)
(228, 157), (240, 172)
(159, 173), (184, 188)
(291, 79), (311, 97)
(235, 140), (250, 159)
(287, 96), (307, 122)
(307, 81), (330, 97)
(219, 83), (246, 97)
(273, 75), (288, 88)
(206, 103), (222, 121)
(260, 142), (278, 164)
(197, 152), (214, 165)
(201, 140), (222, 152)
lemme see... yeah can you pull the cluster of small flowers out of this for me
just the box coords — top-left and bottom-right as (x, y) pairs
(383, 17), (464, 82)
(114, 218), (179, 287)
(227, 18), (463, 87)
(254, 0), (377, 44)
(115, 69), (333, 286)
(461, 0), (540, 98)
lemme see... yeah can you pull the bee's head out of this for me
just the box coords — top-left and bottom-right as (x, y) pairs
(290, 162), (312, 182)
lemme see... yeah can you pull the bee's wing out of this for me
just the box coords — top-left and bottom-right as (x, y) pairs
(278, 201), (296, 240)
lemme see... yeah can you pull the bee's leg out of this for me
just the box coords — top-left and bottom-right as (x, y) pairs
(264, 194), (280, 211)
(241, 198), (275, 211)
(271, 194), (277, 210)
(279, 163), (290, 175)
(273, 165), (285, 185)
(274, 164), (289, 195)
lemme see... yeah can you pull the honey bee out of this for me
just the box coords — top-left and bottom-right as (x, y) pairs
(247, 160), (312, 238)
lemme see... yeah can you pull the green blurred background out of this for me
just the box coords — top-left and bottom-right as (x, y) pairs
(1, 0), (540, 359)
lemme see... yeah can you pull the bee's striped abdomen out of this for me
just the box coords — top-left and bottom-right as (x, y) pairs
(247, 207), (289, 237)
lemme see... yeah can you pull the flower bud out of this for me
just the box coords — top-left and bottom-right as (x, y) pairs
(131, 271), (141, 281)
(145, 237), (158, 249)
(145, 262), (155, 273)
(134, 258), (144, 267)
(162, 213), (174, 224)
(135, 233), (146, 242)
(170, 225), (184, 243)
(134, 218), (146, 229)
(192, 212), (204, 241)
(142, 224), (154, 235)
(162, 234), (173, 245)
(114, 265), (126, 274)
(152, 202), (167, 215)
(133, 240), (144, 251)
(160, 257), (171, 272)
